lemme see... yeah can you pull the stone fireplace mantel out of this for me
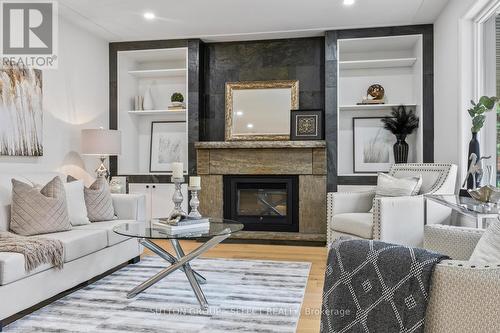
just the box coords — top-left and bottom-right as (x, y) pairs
(195, 141), (326, 149)
(195, 140), (327, 243)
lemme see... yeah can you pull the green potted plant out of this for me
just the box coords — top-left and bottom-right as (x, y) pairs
(171, 92), (184, 108)
(466, 96), (499, 188)
(381, 105), (419, 164)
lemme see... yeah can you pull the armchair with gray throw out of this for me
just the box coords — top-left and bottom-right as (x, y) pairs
(327, 163), (457, 246)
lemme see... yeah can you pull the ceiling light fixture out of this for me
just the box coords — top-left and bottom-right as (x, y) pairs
(247, 123), (254, 129)
(143, 12), (156, 20)
(343, 0), (355, 5)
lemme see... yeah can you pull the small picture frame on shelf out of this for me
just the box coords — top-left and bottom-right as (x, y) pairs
(150, 121), (188, 173)
(290, 109), (324, 140)
(353, 117), (394, 173)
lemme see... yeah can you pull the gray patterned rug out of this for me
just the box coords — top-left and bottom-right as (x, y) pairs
(5, 256), (311, 333)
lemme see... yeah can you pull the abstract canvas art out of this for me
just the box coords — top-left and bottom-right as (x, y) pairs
(353, 117), (394, 173)
(0, 64), (43, 156)
(149, 121), (187, 173)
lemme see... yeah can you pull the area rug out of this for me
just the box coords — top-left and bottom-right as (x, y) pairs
(4, 256), (311, 333)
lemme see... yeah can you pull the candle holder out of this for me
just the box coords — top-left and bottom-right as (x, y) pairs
(188, 186), (202, 219)
(170, 176), (186, 218)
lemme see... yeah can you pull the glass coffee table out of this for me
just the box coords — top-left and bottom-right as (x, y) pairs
(113, 218), (243, 309)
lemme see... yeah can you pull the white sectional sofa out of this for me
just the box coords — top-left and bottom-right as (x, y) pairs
(0, 173), (146, 330)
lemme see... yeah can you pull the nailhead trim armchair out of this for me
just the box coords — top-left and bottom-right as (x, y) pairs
(327, 163), (458, 246)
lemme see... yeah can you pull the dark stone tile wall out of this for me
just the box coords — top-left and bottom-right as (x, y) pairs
(201, 38), (325, 141)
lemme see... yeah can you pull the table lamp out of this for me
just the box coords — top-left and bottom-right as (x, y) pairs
(81, 128), (121, 179)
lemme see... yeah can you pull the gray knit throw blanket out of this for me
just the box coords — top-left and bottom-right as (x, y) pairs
(0, 232), (64, 272)
(321, 239), (448, 333)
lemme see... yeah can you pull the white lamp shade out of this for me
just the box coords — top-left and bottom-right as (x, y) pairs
(81, 129), (122, 156)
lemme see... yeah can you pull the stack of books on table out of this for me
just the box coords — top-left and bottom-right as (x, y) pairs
(152, 217), (210, 235)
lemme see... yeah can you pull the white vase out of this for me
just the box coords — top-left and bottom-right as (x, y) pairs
(143, 87), (154, 110)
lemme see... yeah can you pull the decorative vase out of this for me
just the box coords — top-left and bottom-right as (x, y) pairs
(393, 134), (409, 164)
(143, 87), (154, 110)
(467, 132), (481, 189)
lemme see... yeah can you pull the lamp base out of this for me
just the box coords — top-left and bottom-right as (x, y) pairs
(95, 156), (109, 179)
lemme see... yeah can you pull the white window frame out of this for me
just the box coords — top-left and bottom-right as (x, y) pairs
(460, 0), (500, 184)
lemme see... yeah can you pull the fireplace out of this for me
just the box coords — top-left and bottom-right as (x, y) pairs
(223, 176), (299, 232)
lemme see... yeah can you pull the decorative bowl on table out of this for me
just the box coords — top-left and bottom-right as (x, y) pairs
(468, 185), (500, 204)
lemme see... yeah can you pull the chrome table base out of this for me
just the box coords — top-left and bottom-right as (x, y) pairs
(127, 232), (231, 309)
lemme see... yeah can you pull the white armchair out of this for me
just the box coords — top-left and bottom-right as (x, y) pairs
(423, 224), (500, 332)
(327, 163), (457, 246)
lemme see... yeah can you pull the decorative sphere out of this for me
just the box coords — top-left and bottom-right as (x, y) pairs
(367, 84), (385, 100)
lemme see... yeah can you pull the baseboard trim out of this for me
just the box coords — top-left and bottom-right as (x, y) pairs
(1, 259), (135, 329)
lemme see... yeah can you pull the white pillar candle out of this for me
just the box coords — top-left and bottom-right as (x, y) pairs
(189, 176), (201, 188)
(171, 162), (183, 178)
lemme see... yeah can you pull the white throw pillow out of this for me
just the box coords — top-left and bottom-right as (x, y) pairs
(469, 219), (500, 264)
(64, 180), (90, 226)
(370, 173), (422, 212)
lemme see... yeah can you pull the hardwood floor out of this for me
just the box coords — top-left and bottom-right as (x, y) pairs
(146, 240), (327, 333)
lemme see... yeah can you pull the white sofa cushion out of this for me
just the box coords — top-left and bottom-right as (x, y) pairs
(64, 180), (90, 226)
(0, 252), (53, 286)
(74, 220), (137, 246)
(469, 219), (500, 264)
(42, 229), (107, 262)
(332, 213), (373, 239)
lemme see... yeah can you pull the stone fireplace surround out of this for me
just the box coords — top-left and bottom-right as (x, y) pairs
(195, 141), (327, 242)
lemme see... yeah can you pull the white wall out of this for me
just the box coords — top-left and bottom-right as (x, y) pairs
(434, 0), (477, 170)
(0, 17), (108, 184)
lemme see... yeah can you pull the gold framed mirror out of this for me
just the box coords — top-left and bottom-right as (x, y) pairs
(225, 80), (299, 141)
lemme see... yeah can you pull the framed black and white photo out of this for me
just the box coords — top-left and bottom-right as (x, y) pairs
(149, 121), (187, 173)
(353, 117), (394, 173)
(290, 109), (324, 140)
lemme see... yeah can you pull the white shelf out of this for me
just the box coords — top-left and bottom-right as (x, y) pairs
(339, 58), (417, 70)
(128, 68), (187, 78)
(339, 103), (417, 111)
(127, 109), (187, 119)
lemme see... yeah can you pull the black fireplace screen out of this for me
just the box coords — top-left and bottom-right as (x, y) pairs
(224, 176), (298, 232)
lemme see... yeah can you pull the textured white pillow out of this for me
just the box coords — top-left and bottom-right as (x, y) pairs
(369, 173), (422, 212)
(375, 173), (423, 197)
(64, 180), (90, 226)
(469, 219), (500, 264)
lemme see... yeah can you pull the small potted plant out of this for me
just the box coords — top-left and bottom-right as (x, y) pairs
(381, 105), (419, 164)
(171, 92), (184, 108)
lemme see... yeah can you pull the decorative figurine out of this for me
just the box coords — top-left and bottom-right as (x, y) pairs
(462, 153), (491, 189)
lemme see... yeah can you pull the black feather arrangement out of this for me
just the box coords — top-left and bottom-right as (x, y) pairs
(381, 105), (419, 136)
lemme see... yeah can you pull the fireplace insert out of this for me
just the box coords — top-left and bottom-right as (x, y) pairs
(223, 175), (299, 232)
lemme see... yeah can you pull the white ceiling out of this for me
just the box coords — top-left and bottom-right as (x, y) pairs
(58, 0), (449, 42)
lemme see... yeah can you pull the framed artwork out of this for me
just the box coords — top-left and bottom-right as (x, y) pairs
(0, 65), (43, 156)
(353, 117), (394, 173)
(149, 121), (187, 173)
(290, 109), (324, 140)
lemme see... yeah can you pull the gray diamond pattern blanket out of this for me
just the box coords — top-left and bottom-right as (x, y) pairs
(321, 239), (448, 333)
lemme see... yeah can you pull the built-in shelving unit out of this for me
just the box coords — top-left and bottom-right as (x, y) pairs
(339, 103), (417, 111)
(117, 47), (189, 176)
(127, 68), (187, 78)
(339, 58), (417, 70)
(337, 35), (424, 179)
(127, 109), (187, 116)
